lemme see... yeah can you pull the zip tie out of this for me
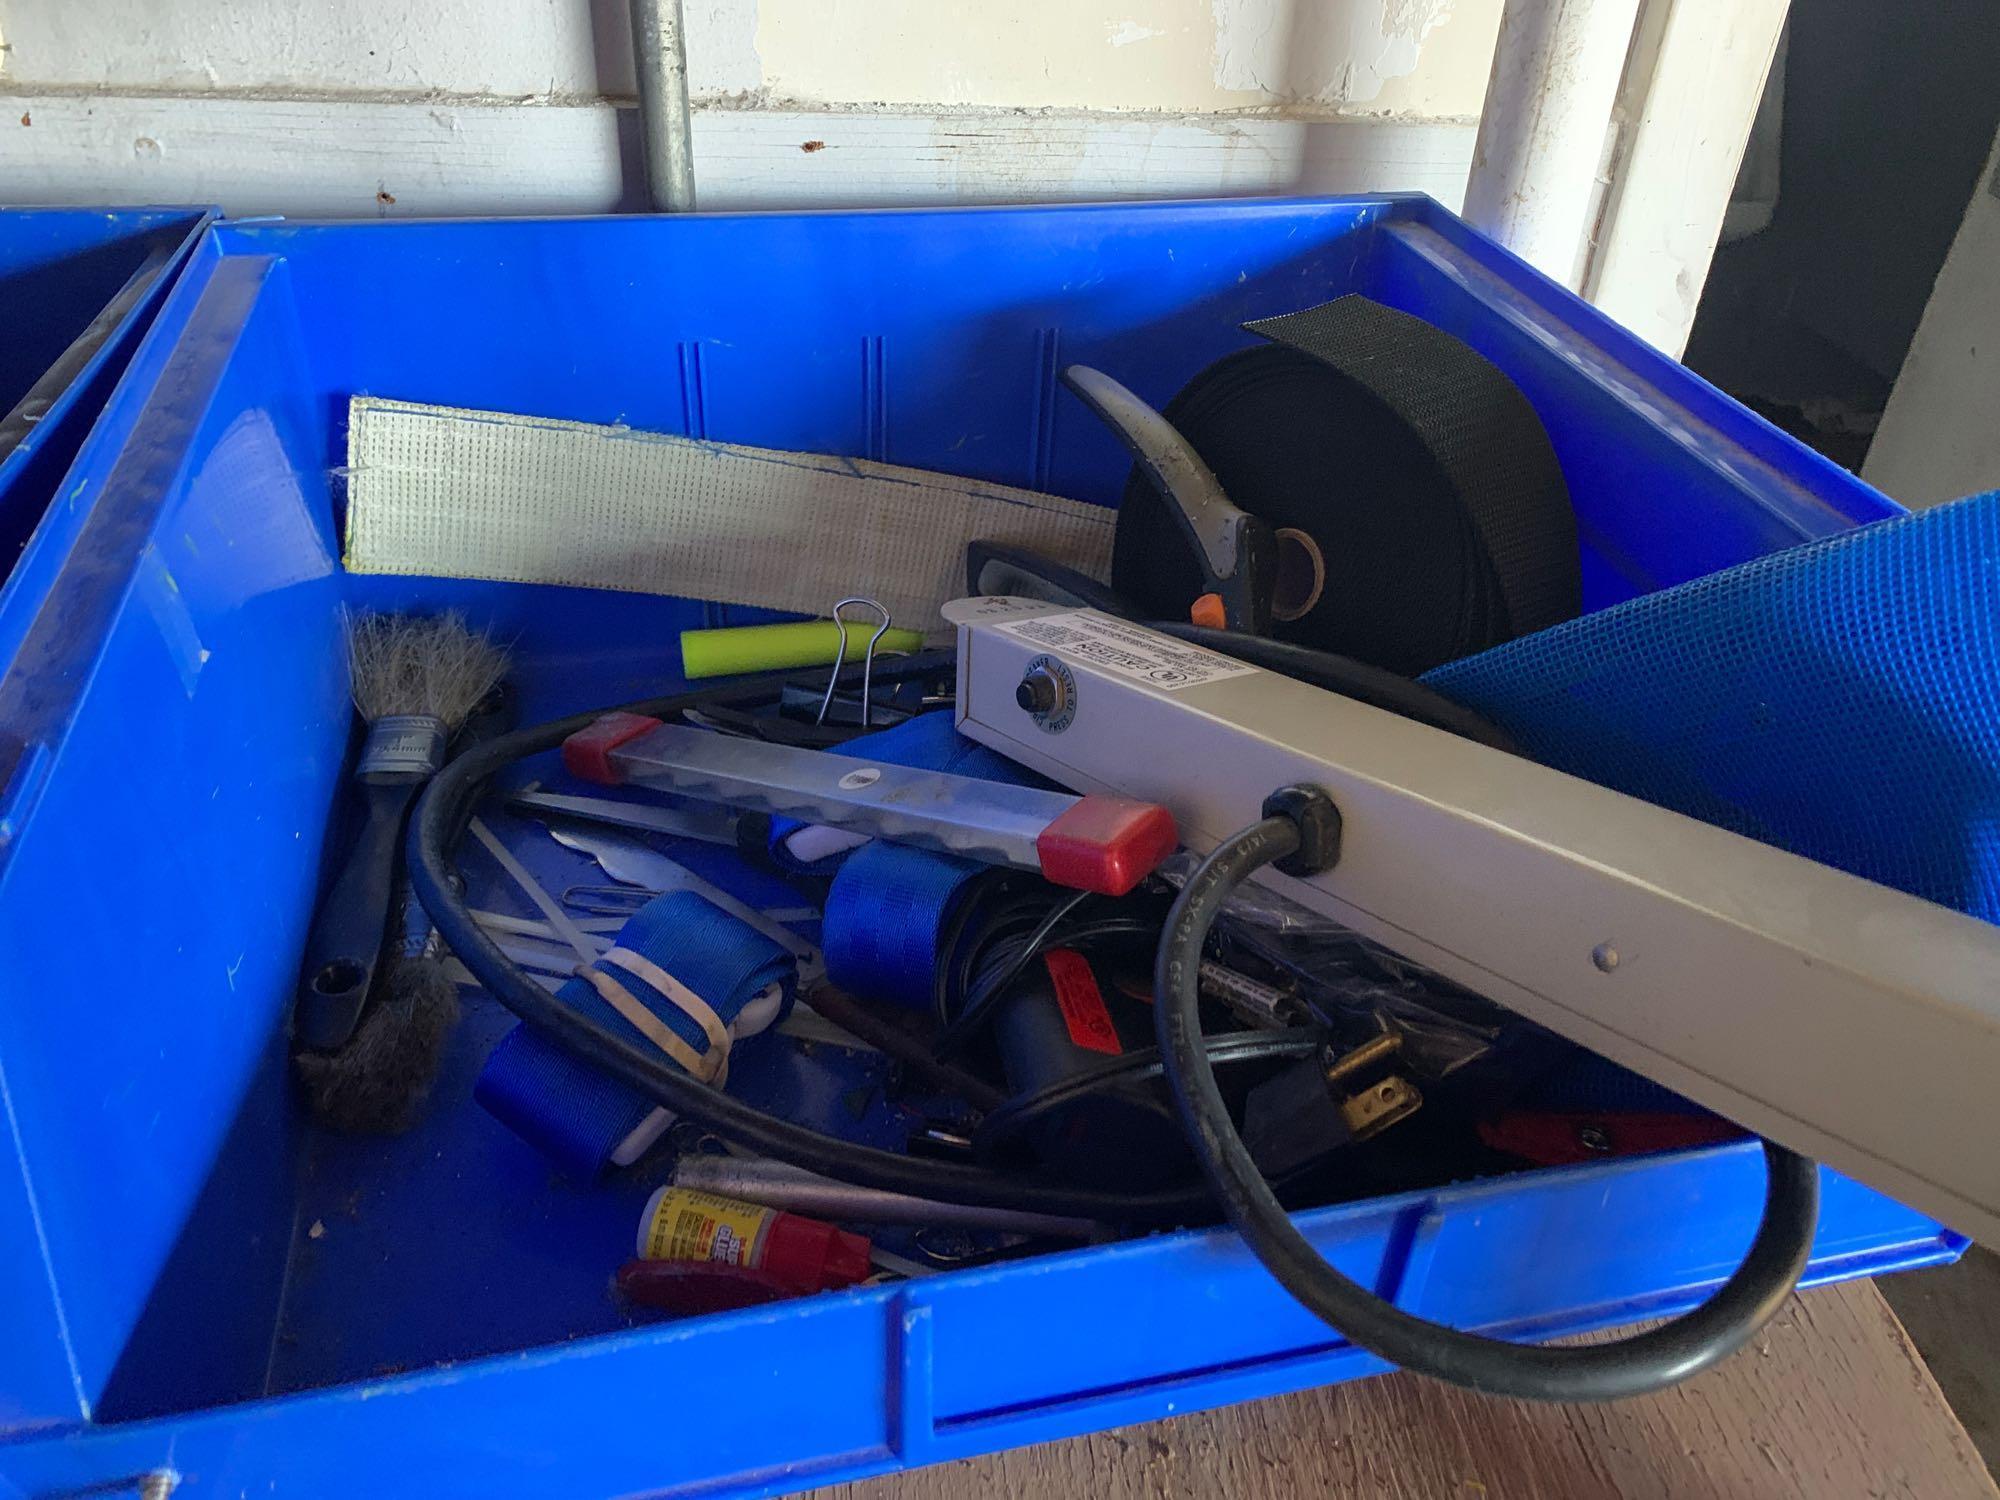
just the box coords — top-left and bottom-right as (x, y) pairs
(470, 817), (599, 965)
(867, 1245), (938, 1280)
(489, 936), (595, 978)
(471, 908), (623, 941)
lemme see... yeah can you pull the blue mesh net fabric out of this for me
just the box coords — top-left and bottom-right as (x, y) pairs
(1422, 490), (2000, 925)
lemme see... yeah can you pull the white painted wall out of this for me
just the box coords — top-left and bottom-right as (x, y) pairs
(1581, 0), (1790, 357)
(0, 0), (1769, 363)
(1864, 126), (2000, 509)
(0, 0), (1502, 218)
(0, 0), (1502, 115)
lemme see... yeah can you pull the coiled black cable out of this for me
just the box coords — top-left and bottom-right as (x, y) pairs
(1153, 811), (1821, 1402)
(1150, 623), (1520, 754)
(935, 915), (1157, 1059)
(929, 886), (1092, 1034)
(406, 680), (1221, 1225)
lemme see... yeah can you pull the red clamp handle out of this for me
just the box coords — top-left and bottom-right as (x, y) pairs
(1036, 796), (1178, 897)
(562, 713), (664, 784)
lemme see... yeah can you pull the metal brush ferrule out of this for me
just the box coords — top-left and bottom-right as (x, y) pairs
(357, 714), (448, 780)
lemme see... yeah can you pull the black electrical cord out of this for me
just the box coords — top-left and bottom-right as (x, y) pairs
(407, 680), (1217, 1225)
(1150, 623), (1520, 755)
(967, 916), (1157, 1001)
(975, 1028), (1327, 1157)
(935, 888), (1092, 1025)
(935, 915), (1158, 1059)
(1154, 811), (1821, 1402)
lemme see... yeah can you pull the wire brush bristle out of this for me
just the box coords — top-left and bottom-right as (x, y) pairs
(347, 611), (509, 727)
(295, 955), (462, 1134)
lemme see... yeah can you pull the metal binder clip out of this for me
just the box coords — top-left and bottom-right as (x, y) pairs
(816, 597), (893, 729)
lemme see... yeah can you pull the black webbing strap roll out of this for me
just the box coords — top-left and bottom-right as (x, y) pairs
(1111, 295), (1581, 677)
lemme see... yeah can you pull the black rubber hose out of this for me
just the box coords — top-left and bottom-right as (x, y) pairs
(1149, 623), (1520, 755)
(1154, 815), (1821, 1401)
(406, 681), (1217, 1225)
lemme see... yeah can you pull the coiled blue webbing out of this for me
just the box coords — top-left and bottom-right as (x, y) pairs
(778, 710), (1037, 1011)
(822, 841), (995, 1012)
(1524, 1055), (1704, 1116)
(476, 889), (797, 1176)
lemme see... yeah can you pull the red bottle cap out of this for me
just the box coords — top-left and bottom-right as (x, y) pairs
(760, 1211), (874, 1293)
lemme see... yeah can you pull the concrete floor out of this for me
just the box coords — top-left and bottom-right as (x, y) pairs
(1879, 1246), (2000, 1475)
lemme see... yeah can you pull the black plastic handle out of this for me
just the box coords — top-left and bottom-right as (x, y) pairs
(1059, 364), (1276, 633)
(294, 778), (423, 1051)
(965, 540), (1134, 615)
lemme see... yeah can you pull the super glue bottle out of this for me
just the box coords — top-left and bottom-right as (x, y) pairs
(637, 1185), (872, 1293)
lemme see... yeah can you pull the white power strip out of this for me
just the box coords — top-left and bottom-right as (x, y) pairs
(950, 595), (2000, 1244)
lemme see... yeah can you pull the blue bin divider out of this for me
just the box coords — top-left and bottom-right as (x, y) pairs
(0, 198), (1960, 1492)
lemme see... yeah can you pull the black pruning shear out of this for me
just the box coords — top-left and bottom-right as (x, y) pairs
(1057, 365), (1277, 634)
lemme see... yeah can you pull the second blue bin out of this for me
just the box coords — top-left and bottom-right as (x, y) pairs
(0, 207), (211, 668)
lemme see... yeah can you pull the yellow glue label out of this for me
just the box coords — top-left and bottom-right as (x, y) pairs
(639, 1187), (774, 1267)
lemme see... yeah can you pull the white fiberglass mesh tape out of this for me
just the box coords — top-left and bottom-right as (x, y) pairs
(343, 398), (1115, 627)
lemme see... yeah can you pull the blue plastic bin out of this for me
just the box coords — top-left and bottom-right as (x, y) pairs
(0, 200), (1954, 1496)
(0, 208), (212, 674)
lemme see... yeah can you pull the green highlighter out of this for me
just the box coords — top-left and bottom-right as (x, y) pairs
(680, 620), (928, 679)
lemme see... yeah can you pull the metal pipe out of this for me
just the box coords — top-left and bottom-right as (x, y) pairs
(630, 0), (698, 212)
(671, 1157), (1100, 1238)
(1461, 0), (1642, 288)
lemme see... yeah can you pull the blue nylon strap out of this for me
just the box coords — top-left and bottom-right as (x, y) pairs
(821, 841), (992, 1012)
(777, 713), (1030, 1012)
(476, 889), (797, 1176)
(1424, 490), (2000, 924)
